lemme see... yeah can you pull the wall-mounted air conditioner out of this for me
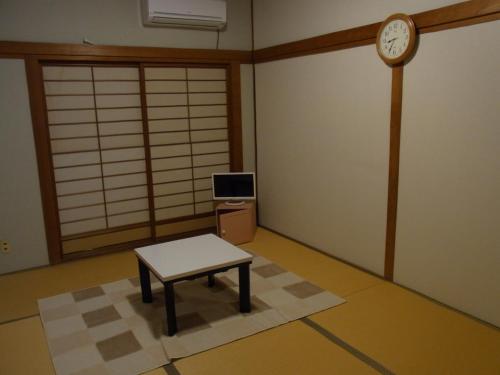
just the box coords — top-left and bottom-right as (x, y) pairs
(142, 0), (227, 30)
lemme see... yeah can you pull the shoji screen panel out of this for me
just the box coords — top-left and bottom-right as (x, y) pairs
(144, 66), (229, 236)
(189, 67), (230, 214)
(39, 63), (234, 256)
(43, 65), (151, 254)
(94, 66), (150, 231)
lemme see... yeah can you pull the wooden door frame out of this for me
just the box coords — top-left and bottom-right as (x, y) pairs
(21, 51), (245, 264)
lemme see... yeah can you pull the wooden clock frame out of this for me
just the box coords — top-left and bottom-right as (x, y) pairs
(376, 13), (417, 66)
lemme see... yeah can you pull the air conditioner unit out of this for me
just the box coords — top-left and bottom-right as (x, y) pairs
(142, 0), (227, 30)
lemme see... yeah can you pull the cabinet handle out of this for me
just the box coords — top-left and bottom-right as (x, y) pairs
(221, 229), (226, 235)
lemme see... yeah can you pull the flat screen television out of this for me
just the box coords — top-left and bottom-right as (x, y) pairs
(212, 172), (256, 203)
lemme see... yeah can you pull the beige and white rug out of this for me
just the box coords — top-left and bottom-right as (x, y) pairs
(38, 255), (345, 375)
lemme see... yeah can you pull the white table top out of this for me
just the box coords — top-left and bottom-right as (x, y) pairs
(134, 234), (253, 282)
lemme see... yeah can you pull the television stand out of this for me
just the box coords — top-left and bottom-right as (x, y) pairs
(215, 201), (256, 245)
(224, 200), (245, 206)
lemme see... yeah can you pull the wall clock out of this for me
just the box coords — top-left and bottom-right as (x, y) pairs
(376, 13), (416, 65)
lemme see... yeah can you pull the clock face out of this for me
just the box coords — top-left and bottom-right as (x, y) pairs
(376, 14), (416, 65)
(380, 20), (410, 59)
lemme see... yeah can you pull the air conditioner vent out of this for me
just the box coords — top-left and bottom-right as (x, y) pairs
(142, 0), (227, 30)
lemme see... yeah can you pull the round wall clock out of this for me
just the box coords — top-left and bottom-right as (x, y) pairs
(376, 13), (416, 65)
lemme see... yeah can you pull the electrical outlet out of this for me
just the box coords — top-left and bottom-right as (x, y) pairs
(1, 241), (10, 253)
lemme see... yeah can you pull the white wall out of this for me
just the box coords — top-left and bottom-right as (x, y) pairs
(0, 59), (50, 274)
(395, 21), (500, 327)
(253, 0), (500, 324)
(256, 46), (390, 275)
(0, 0), (252, 50)
(253, 0), (463, 49)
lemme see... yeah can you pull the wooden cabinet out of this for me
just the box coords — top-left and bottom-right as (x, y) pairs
(215, 202), (256, 245)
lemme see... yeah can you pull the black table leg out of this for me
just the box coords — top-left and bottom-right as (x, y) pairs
(238, 263), (251, 313)
(138, 259), (152, 303)
(208, 273), (215, 287)
(164, 281), (177, 336)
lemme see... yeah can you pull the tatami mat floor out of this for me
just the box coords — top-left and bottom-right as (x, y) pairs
(0, 228), (499, 374)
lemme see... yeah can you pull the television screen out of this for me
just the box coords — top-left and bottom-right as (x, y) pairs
(212, 172), (256, 200)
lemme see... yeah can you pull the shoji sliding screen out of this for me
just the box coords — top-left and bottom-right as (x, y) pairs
(41, 63), (231, 256)
(44, 65), (151, 254)
(143, 66), (230, 237)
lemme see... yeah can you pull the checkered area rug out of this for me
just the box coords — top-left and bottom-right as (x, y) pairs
(38, 255), (345, 375)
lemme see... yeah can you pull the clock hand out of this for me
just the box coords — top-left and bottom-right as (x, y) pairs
(389, 39), (396, 53)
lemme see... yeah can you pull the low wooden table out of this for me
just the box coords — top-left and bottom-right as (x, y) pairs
(134, 234), (253, 336)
